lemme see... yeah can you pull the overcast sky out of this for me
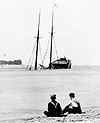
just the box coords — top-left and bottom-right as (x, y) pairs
(0, 0), (100, 65)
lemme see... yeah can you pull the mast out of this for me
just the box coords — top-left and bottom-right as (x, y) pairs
(35, 10), (41, 70)
(49, 10), (54, 69)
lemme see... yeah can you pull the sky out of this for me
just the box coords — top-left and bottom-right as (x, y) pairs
(0, 0), (100, 65)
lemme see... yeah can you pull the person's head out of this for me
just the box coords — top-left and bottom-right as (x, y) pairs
(69, 93), (75, 99)
(50, 94), (56, 101)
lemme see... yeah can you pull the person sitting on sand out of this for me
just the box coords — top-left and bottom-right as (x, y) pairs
(62, 93), (82, 114)
(44, 94), (62, 117)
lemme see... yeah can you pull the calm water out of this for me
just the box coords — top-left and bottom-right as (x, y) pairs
(0, 65), (100, 120)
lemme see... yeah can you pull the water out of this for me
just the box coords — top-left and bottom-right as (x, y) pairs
(0, 65), (100, 120)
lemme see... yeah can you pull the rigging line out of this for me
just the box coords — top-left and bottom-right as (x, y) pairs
(30, 49), (35, 69)
(37, 43), (42, 69)
(27, 41), (37, 67)
(38, 41), (42, 64)
(30, 41), (38, 67)
(27, 52), (34, 70)
(31, 41), (37, 56)
(42, 36), (50, 65)
(53, 36), (59, 59)
(30, 41), (42, 69)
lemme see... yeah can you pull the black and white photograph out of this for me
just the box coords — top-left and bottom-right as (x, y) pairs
(0, 0), (100, 123)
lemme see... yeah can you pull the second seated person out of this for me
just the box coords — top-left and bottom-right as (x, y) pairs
(62, 93), (82, 114)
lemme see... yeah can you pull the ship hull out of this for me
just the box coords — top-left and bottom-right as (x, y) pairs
(49, 57), (71, 69)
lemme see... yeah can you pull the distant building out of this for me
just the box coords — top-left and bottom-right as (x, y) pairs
(0, 60), (22, 65)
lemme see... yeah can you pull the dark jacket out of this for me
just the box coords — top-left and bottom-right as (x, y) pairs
(48, 101), (62, 116)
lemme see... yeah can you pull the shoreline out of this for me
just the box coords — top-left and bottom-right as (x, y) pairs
(1, 108), (100, 123)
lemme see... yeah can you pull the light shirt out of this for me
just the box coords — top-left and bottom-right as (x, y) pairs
(69, 98), (79, 109)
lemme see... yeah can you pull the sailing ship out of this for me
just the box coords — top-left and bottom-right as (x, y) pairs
(27, 9), (71, 70)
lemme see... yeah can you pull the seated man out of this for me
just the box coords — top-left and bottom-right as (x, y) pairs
(62, 93), (82, 114)
(44, 94), (62, 117)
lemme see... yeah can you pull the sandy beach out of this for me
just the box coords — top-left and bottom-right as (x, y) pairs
(1, 107), (100, 123)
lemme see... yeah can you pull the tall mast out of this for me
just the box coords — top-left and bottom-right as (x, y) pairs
(49, 9), (54, 69)
(35, 10), (41, 70)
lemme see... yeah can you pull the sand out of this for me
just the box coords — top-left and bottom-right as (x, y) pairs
(1, 108), (100, 123)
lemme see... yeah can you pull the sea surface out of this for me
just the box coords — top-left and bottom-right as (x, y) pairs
(0, 65), (100, 120)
